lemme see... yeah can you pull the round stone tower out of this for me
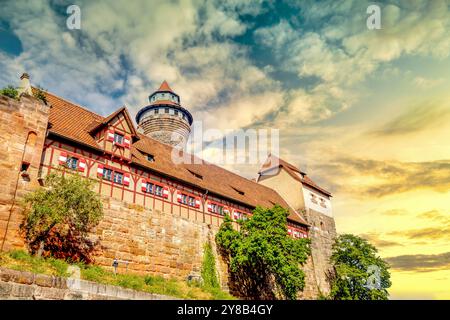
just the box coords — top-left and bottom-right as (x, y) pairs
(136, 81), (193, 147)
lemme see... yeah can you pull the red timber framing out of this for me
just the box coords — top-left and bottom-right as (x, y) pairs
(39, 136), (309, 235)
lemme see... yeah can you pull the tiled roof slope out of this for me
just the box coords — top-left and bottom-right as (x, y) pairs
(40, 90), (308, 226)
(260, 154), (332, 197)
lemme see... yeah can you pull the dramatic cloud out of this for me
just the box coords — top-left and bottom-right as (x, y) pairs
(386, 252), (450, 272)
(314, 158), (450, 197)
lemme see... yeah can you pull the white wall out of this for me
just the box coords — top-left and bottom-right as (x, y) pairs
(302, 185), (333, 217)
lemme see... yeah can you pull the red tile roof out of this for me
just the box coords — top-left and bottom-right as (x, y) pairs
(40, 90), (309, 226)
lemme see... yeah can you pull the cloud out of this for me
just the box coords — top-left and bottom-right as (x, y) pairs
(388, 226), (450, 242)
(254, 0), (450, 126)
(314, 158), (450, 197)
(385, 252), (450, 272)
(369, 101), (450, 136)
(359, 232), (404, 248)
(413, 76), (445, 89)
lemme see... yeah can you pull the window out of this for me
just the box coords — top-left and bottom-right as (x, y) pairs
(147, 154), (155, 162)
(103, 168), (113, 181)
(165, 108), (169, 114)
(146, 182), (154, 194)
(154, 108), (159, 114)
(320, 198), (327, 208)
(155, 185), (163, 197)
(113, 172), (123, 184)
(310, 193), (318, 204)
(66, 157), (78, 170)
(174, 110), (178, 116)
(178, 192), (198, 207)
(114, 133), (124, 145)
(210, 203), (224, 215)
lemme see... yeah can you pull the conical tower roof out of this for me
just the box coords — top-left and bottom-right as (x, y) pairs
(157, 80), (173, 93)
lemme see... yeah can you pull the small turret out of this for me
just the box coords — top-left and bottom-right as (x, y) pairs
(135, 81), (193, 148)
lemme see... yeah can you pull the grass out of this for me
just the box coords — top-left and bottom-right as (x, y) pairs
(0, 250), (234, 300)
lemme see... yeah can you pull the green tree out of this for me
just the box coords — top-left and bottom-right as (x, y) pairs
(329, 234), (391, 300)
(0, 85), (18, 99)
(216, 205), (310, 300)
(21, 171), (103, 263)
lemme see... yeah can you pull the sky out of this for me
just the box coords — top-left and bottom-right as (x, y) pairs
(1, 0), (449, 299)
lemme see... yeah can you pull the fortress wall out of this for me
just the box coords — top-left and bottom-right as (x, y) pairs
(0, 94), (320, 299)
(0, 94), (49, 251)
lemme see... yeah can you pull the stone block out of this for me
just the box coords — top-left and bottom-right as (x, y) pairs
(34, 274), (53, 287)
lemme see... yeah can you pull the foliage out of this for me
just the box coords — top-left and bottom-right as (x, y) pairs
(33, 86), (48, 104)
(201, 242), (220, 289)
(216, 205), (311, 300)
(1, 248), (235, 299)
(329, 234), (391, 300)
(0, 85), (18, 99)
(21, 171), (103, 263)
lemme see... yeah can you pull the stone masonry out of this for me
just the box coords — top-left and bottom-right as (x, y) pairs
(0, 267), (176, 300)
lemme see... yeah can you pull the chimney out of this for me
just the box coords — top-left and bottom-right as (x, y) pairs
(18, 73), (33, 96)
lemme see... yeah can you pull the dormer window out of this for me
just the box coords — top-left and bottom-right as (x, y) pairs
(114, 133), (124, 145)
(231, 186), (244, 195)
(187, 169), (203, 180)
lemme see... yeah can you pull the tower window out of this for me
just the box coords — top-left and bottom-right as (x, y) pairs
(174, 110), (178, 116)
(165, 108), (169, 114)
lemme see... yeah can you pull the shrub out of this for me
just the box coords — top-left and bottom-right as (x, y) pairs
(0, 85), (18, 99)
(33, 86), (47, 104)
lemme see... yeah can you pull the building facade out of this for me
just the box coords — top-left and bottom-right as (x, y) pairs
(0, 75), (336, 298)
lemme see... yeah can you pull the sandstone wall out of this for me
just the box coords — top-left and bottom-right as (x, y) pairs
(0, 94), (49, 251)
(302, 208), (337, 297)
(0, 267), (176, 300)
(91, 196), (229, 288)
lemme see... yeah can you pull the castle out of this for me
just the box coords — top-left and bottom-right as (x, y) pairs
(0, 74), (336, 299)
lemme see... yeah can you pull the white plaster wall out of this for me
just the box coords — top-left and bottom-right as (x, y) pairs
(302, 185), (333, 217)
